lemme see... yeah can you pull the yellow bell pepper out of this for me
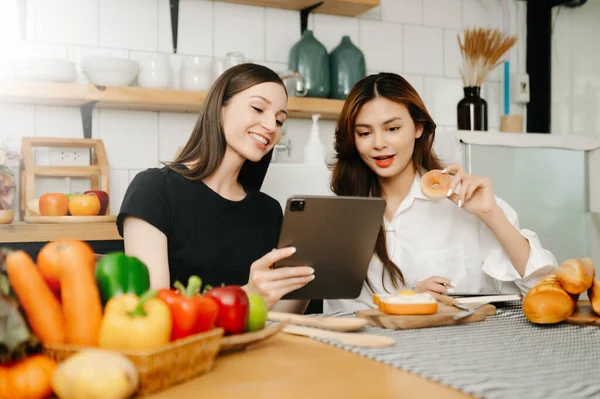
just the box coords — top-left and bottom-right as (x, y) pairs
(99, 290), (172, 351)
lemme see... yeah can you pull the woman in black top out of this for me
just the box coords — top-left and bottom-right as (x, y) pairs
(117, 64), (313, 313)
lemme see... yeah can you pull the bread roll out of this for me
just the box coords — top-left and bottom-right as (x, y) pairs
(522, 275), (576, 324)
(588, 280), (600, 316)
(556, 258), (595, 294)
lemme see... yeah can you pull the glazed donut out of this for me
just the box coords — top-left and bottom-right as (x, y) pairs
(420, 169), (453, 200)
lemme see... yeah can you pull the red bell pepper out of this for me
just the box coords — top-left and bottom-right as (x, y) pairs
(157, 276), (219, 341)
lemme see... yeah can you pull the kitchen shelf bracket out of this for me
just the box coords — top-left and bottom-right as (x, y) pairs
(169, 0), (180, 53)
(80, 101), (98, 140)
(300, 2), (324, 34)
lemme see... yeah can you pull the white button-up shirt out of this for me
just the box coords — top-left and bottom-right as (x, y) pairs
(324, 174), (558, 314)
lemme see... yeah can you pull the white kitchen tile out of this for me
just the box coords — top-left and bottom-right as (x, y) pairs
(158, 112), (198, 162)
(423, 0), (462, 29)
(67, 46), (129, 84)
(33, 0), (98, 46)
(463, 0), (501, 29)
(380, 0), (422, 25)
(214, 2), (264, 61)
(259, 61), (288, 75)
(35, 106), (84, 138)
(176, 0), (213, 56)
(403, 74), (425, 98)
(98, 110), (158, 169)
(265, 8), (300, 64)
(444, 29), (462, 79)
(26, 0), (35, 41)
(0, 104), (35, 154)
(359, 5), (381, 21)
(314, 15), (360, 53)
(35, 177), (91, 198)
(403, 25), (443, 76)
(423, 77), (463, 126)
(16, 42), (68, 60)
(99, 0), (158, 51)
(108, 169), (130, 215)
(481, 81), (501, 129)
(359, 20), (403, 74)
(157, 0), (173, 54)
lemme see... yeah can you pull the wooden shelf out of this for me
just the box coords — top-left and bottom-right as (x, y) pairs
(0, 81), (344, 120)
(217, 0), (380, 17)
(0, 222), (122, 243)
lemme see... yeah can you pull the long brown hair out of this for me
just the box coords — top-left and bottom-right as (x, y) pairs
(330, 72), (443, 293)
(168, 63), (286, 190)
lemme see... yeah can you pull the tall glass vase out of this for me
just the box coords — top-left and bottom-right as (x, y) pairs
(457, 86), (488, 131)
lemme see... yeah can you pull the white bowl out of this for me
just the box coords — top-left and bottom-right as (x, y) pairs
(138, 69), (170, 89)
(81, 56), (137, 71)
(83, 67), (138, 87)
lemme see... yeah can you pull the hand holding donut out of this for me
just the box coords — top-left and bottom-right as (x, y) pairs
(421, 164), (497, 216)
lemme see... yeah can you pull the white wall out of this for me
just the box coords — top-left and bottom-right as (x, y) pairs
(0, 0), (525, 218)
(551, 1), (600, 136)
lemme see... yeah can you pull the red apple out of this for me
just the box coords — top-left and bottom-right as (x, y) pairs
(204, 285), (249, 334)
(84, 190), (110, 215)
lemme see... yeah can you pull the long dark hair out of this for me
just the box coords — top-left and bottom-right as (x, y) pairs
(168, 63), (286, 190)
(330, 72), (443, 293)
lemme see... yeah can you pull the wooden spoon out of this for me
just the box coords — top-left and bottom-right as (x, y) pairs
(282, 324), (395, 348)
(268, 311), (368, 332)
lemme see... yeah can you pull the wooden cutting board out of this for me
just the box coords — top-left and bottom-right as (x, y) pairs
(566, 300), (600, 326)
(356, 303), (497, 330)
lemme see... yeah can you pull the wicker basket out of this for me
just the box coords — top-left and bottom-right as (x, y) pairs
(43, 328), (224, 396)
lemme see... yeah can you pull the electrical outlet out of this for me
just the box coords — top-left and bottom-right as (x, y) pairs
(511, 74), (530, 104)
(49, 148), (90, 166)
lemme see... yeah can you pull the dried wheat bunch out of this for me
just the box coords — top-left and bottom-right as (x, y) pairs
(457, 27), (517, 87)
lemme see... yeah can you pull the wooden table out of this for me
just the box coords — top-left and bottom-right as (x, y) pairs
(147, 334), (470, 399)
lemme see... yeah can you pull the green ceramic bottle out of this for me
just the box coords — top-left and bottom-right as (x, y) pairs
(288, 30), (330, 98)
(329, 36), (366, 100)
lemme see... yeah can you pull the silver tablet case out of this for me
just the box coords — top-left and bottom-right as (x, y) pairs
(274, 195), (386, 300)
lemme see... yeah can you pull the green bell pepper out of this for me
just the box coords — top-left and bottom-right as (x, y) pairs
(94, 252), (151, 305)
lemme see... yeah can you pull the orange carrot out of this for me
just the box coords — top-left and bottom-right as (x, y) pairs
(56, 241), (103, 346)
(5, 250), (65, 345)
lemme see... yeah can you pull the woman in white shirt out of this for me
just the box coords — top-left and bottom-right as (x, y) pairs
(324, 72), (558, 313)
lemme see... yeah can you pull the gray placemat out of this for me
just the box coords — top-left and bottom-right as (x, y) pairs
(317, 303), (600, 399)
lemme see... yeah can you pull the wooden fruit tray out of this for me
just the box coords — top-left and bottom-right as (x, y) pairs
(24, 215), (116, 224)
(19, 137), (111, 222)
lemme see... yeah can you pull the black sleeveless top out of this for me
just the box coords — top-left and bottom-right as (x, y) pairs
(116, 164), (283, 288)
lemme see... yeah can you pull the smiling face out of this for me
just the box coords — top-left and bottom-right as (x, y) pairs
(354, 96), (423, 180)
(221, 82), (288, 163)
